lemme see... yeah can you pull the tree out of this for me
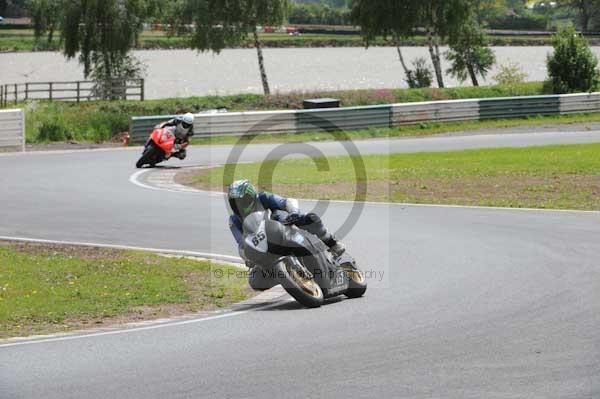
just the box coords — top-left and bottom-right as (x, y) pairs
(547, 26), (600, 93)
(351, 0), (471, 89)
(29, 0), (64, 44)
(559, 0), (598, 31)
(168, 0), (289, 95)
(446, 16), (496, 86)
(474, 0), (507, 25)
(61, 0), (151, 98)
(351, 0), (420, 86)
(418, 0), (471, 88)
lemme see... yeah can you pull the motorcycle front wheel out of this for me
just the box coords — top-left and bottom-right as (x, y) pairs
(275, 259), (324, 308)
(136, 142), (163, 168)
(341, 263), (367, 299)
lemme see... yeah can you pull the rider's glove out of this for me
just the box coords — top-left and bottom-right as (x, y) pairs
(173, 143), (181, 153)
(283, 213), (302, 226)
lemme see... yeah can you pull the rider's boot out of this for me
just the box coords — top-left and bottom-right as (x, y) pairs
(322, 233), (346, 257)
(173, 149), (187, 160)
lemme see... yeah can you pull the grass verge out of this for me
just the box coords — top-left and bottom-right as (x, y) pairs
(181, 143), (600, 211)
(2, 30), (598, 52)
(19, 82), (548, 143)
(0, 241), (252, 339)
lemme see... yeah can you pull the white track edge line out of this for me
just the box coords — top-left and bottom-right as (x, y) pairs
(131, 170), (600, 215)
(0, 300), (290, 348)
(0, 235), (242, 264)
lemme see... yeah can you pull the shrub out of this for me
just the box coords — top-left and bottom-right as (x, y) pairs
(494, 63), (527, 86)
(547, 27), (600, 94)
(494, 63), (529, 95)
(406, 58), (433, 89)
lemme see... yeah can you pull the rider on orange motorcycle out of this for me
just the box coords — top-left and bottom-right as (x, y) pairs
(156, 113), (195, 160)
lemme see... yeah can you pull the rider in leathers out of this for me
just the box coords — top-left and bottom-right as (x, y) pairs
(156, 112), (195, 160)
(227, 180), (345, 291)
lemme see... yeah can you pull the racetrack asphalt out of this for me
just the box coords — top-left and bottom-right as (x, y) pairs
(0, 130), (599, 398)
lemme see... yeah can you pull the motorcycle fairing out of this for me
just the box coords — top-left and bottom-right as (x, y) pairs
(150, 128), (176, 154)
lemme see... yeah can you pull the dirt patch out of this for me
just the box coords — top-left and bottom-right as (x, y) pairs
(0, 240), (125, 259)
(174, 167), (210, 188)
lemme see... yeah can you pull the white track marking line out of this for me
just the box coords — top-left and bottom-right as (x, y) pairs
(0, 235), (242, 264)
(0, 146), (141, 157)
(0, 300), (291, 349)
(130, 170), (600, 215)
(129, 169), (186, 194)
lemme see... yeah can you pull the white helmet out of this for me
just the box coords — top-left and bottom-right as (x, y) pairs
(175, 112), (195, 138)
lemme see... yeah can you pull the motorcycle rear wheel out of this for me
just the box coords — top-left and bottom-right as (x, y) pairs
(275, 261), (324, 308)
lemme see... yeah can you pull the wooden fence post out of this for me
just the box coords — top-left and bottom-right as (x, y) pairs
(140, 78), (145, 101)
(77, 82), (81, 103)
(49, 82), (53, 101)
(14, 84), (18, 104)
(25, 83), (29, 101)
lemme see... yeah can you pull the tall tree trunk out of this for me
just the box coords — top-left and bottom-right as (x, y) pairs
(393, 34), (411, 79)
(581, 2), (590, 32)
(426, 28), (444, 88)
(253, 28), (270, 95)
(47, 25), (55, 44)
(467, 63), (479, 86)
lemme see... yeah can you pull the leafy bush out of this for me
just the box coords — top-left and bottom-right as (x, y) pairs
(494, 63), (527, 86)
(406, 58), (433, 89)
(547, 27), (600, 94)
(494, 63), (528, 95)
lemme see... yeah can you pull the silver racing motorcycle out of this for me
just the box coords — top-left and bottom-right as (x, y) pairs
(242, 209), (367, 308)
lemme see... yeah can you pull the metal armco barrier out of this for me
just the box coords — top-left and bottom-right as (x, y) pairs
(129, 92), (600, 144)
(0, 109), (25, 151)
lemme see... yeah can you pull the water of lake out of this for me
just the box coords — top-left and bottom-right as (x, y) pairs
(0, 46), (573, 99)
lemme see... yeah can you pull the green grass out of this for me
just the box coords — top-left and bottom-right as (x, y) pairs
(18, 82), (548, 144)
(190, 143), (600, 210)
(0, 30), (570, 52)
(0, 244), (250, 338)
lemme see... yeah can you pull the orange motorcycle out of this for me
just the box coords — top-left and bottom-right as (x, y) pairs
(135, 127), (189, 168)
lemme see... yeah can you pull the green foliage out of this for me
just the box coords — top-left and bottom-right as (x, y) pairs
(351, 0), (472, 88)
(350, 0), (419, 44)
(487, 12), (549, 30)
(28, 0), (63, 43)
(558, 0), (599, 31)
(446, 17), (496, 86)
(61, 0), (149, 78)
(289, 3), (351, 25)
(89, 54), (146, 100)
(167, 0), (289, 52)
(406, 58), (433, 89)
(493, 62), (529, 94)
(547, 26), (600, 93)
